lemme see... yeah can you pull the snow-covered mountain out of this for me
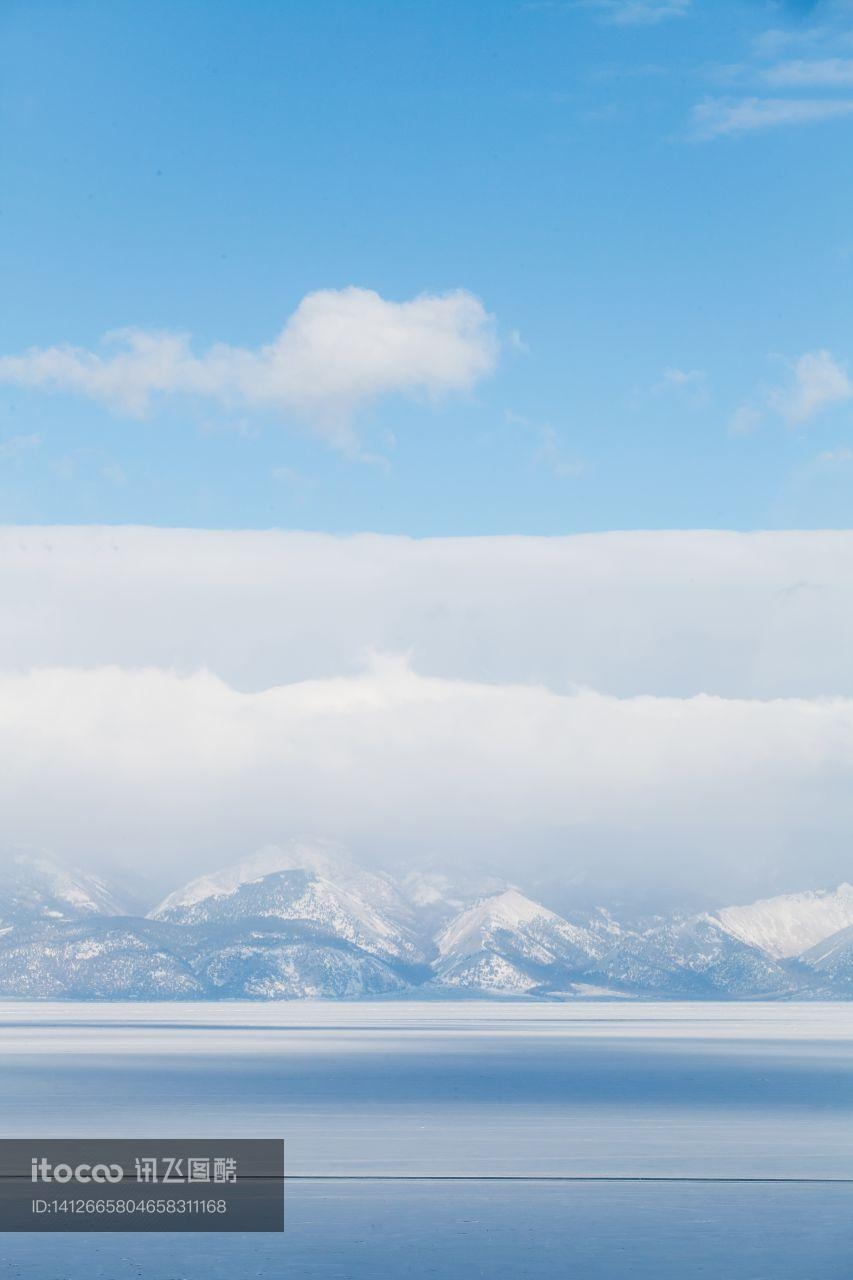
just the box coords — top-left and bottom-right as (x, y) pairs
(401, 869), (509, 933)
(0, 918), (203, 999)
(1, 847), (853, 1000)
(430, 890), (810, 999)
(149, 841), (428, 997)
(152, 840), (424, 964)
(799, 924), (853, 993)
(714, 884), (853, 959)
(433, 888), (618, 995)
(0, 854), (206, 998)
(155, 841), (408, 923)
(0, 854), (126, 926)
(185, 926), (412, 999)
(621, 913), (810, 998)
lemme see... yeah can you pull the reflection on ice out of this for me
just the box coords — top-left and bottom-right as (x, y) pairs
(0, 1002), (851, 1179)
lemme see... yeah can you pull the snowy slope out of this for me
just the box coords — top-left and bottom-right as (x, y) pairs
(0, 854), (200, 998)
(434, 889), (612, 994)
(401, 869), (509, 933)
(188, 926), (412, 999)
(799, 924), (853, 993)
(627, 913), (810, 997)
(155, 840), (407, 921)
(0, 918), (204, 999)
(715, 884), (853, 959)
(152, 841), (425, 965)
(3, 844), (853, 1000)
(437, 889), (586, 958)
(0, 854), (126, 925)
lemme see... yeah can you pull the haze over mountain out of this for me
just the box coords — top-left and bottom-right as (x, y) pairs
(3, 528), (853, 908)
(717, 885), (853, 960)
(1, 842), (853, 1001)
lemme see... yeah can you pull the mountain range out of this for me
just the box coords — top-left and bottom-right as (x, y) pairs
(1, 843), (853, 1000)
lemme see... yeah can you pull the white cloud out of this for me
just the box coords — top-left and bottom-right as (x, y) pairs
(763, 57), (853, 87)
(3, 526), (853, 898)
(653, 367), (709, 409)
(771, 350), (853, 424)
(505, 411), (584, 478)
(0, 288), (498, 452)
(656, 367), (704, 389)
(817, 444), (853, 465)
(729, 403), (763, 435)
(533, 423), (585, 478)
(733, 349), (852, 431)
(751, 27), (833, 60)
(0, 433), (41, 463)
(2, 659), (853, 901)
(751, 20), (853, 63)
(584, 0), (692, 24)
(691, 96), (853, 139)
(52, 447), (127, 486)
(2, 526), (853, 702)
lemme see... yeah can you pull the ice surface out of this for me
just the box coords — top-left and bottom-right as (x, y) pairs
(3, 1182), (853, 1280)
(2, 1001), (851, 1277)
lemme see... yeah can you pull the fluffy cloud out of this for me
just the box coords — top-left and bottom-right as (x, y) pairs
(691, 96), (853, 139)
(0, 288), (498, 451)
(2, 660), (852, 902)
(732, 349), (852, 432)
(772, 350), (853, 423)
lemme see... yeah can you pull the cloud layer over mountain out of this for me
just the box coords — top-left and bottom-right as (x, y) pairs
(3, 526), (853, 698)
(2, 656), (853, 902)
(2, 526), (852, 902)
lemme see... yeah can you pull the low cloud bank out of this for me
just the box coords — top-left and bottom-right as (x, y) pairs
(1, 526), (852, 699)
(2, 660), (852, 902)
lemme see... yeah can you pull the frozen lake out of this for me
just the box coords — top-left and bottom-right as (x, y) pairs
(1, 1001), (852, 1276)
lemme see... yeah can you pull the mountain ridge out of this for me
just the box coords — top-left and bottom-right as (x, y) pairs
(0, 845), (850, 1000)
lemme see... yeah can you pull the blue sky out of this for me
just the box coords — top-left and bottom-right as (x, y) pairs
(2, 0), (853, 534)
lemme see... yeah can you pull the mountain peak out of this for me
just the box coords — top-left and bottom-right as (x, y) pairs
(0, 853), (126, 923)
(149, 839), (425, 969)
(715, 883), (853, 959)
(5, 846), (853, 1000)
(152, 838), (359, 915)
(436, 889), (557, 959)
